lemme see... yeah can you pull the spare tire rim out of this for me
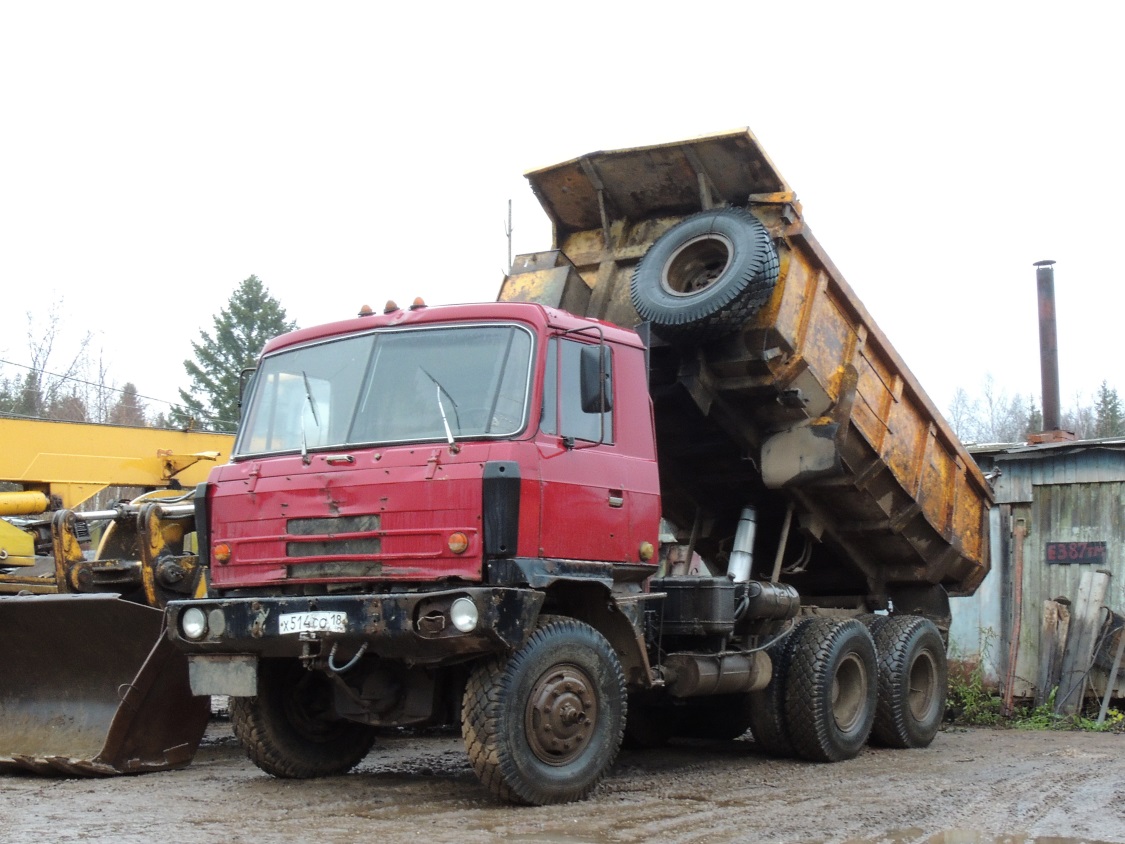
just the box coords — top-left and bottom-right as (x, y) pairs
(525, 662), (597, 766)
(660, 232), (734, 297)
(831, 653), (868, 733)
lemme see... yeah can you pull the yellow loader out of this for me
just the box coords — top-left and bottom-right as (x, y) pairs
(0, 418), (233, 774)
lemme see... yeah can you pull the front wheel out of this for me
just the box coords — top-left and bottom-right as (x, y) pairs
(462, 616), (626, 805)
(230, 658), (377, 779)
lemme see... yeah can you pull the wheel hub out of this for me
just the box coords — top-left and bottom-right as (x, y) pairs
(908, 651), (938, 720)
(661, 233), (734, 296)
(831, 653), (867, 732)
(525, 663), (597, 766)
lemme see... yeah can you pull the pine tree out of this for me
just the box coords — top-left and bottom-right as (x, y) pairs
(14, 371), (43, 418)
(48, 391), (88, 422)
(108, 383), (147, 427)
(177, 276), (296, 432)
(1094, 381), (1124, 437)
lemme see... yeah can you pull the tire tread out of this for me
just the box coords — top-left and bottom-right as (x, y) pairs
(870, 615), (947, 749)
(630, 207), (780, 341)
(230, 661), (377, 779)
(785, 618), (876, 763)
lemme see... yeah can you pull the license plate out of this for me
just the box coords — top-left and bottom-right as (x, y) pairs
(278, 611), (348, 635)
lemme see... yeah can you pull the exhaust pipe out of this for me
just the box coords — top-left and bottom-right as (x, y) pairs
(727, 506), (757, 582)
(1034, 260), (1061, 432)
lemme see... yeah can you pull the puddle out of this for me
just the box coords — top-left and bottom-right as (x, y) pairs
(842, 830), (1117, 844)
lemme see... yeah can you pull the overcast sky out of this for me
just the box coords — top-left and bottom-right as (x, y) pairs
(2, 2), (1121, 428)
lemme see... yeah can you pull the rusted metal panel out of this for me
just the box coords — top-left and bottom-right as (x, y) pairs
(508, 129), (992, 599)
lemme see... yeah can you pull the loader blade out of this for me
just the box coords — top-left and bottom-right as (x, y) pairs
(0, 593), (210, 775)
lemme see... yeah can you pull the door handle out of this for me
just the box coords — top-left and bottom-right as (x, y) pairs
(608, 490), (624, 508)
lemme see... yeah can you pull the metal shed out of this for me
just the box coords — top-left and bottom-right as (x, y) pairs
(950, 438), (1125, 704)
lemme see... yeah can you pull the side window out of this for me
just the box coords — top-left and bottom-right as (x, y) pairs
(542, 337), (613, 443)
(542, 339), (558, 436)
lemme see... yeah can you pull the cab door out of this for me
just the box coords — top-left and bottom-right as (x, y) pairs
(536, 336), (657, 564)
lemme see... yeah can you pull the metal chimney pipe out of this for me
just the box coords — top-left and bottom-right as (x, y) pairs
(1034, 260), (1061, 431)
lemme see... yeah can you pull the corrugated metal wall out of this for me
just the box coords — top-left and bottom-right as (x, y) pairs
(950, 442), (1125, 699)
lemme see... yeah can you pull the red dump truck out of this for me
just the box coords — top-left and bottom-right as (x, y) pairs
(165, 130), (992, 804)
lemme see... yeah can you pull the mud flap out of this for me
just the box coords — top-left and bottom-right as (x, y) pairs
(0, 593), (210, 775)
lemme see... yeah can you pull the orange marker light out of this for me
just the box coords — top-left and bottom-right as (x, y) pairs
(448, 532), (469, 554)
(213, 543), (232, 564)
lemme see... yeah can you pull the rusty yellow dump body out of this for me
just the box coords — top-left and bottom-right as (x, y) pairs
(501, 129), (991, 600)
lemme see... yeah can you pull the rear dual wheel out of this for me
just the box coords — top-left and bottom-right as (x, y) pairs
(785, 618), (877, 763)
(747, 617), (814, 757)
(870, 616), (947, 748)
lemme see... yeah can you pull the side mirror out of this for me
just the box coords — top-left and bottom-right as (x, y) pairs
(579, 344), (612, 414)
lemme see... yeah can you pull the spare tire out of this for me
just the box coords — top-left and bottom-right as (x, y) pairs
(630, 207), (779, 341)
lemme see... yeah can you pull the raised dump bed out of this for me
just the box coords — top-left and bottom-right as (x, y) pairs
(501, 129), (991, 609)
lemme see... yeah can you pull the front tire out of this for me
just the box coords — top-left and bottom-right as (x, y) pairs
(870, 616), (947, 748)
(230, 658), (377, 779)
(786, 619), (877, 762)
(462, 616), (626, 805)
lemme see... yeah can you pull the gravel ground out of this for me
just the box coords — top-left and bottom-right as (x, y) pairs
(1, 722), (1122, 844)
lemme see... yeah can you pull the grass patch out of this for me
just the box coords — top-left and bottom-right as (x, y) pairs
(945, 628), (1125, 732)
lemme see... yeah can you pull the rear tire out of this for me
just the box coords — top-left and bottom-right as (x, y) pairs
(462, 616), (626, 805)
(870, 616), (947, 748)
(786, 619), (877, 762)
(746, 618), (812, 757)
(230, 658), (377, 779)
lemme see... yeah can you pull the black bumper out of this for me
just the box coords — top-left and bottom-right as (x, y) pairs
(165, 587), (545, 664)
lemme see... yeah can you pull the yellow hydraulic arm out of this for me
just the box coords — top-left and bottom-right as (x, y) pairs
(0, 417), (235, 509)
(0, 418), (235, 601)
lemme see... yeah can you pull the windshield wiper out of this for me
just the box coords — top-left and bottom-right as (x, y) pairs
(300, 370), (320, 464)
(301, 370), (321, 427)
(419, 367), (460, 450)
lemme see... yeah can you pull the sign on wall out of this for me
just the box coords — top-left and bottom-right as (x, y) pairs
(1045, 541), (1109, 565)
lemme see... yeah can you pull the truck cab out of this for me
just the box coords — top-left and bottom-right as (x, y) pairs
(192, 300), (660, 597)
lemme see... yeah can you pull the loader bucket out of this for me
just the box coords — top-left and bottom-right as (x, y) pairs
(0, 594), (210, 775)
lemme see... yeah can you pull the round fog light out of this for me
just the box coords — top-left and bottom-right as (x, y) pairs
(450, 597), (479, 633)
(181, 607), (208, 640)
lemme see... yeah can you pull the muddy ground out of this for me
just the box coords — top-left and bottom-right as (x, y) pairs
(1, 722), (1122, 844)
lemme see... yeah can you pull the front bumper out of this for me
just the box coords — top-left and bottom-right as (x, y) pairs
(165, 587), (545, 664)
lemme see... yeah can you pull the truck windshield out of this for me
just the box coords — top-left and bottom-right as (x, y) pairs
(235, 324), (534, 456)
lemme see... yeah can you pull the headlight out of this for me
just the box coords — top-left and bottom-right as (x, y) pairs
(181, 607), (209, 640)
(450, 597), (479, 633)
